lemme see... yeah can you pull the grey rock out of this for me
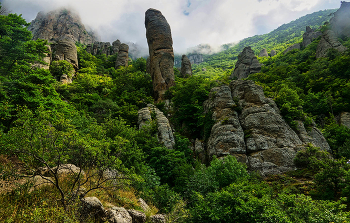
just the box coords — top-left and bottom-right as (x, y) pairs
(180, 55), (192, 77)
(145, 8), (175, 102)
(188, 54), (204, 65)
(194, 139), (206, 163)
(340, 112), (350, 129)
(283, 43), (301, 54)
(127, 209), (146, 223)
(230, 46), (261, 80)
(302, 26), (322, 48)
(316, 30), (347, 58)
(138, 104), (175, 149)
(60, 74), (72, 84)
(138, 198), (150, 213)
(107, 207), (132, 223)
(37, 164), (84, 177)
(150, 214), (167, 223)
(116, 43), (129, 69)
(32, 45), (51, 70)
(80, 197), (106, 221)
(330, 2), (350, 38)
(51, 38), (78, 70)
(270, 50), (277, 57)
(259, 48), (269, 57)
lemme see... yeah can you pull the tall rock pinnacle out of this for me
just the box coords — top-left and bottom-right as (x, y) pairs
(145, 8), (175, 102)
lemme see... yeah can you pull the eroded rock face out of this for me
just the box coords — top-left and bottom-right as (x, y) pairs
(180, 55), (192, 77)
(28, 9), (98, 45)
(107, 207), (132, 223)
(302, 26), (322, 48)
(204, 80), (331, 176)
(51, 38), (78, 70)
(259, 48), (269, 57)
(86, 40), (121, 56)
(145, 8), (175, 102)
(115, 43), (129, 69)
(37, 164), (84, 177)
(80, 197), (106, 221)
(138, 104), (175, 149)
(270, 50), (277, 57)
(331, 1), (350, 38)
(283, 43), (301, 54)
(316, 30), (348, 58)
(230, 46), (261, 80)
(340, 112), (350, 129)
(188, 54), (204, 65)
(127, 209), (146, 223)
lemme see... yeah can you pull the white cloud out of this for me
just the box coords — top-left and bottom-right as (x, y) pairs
(2, 0), (341, 54)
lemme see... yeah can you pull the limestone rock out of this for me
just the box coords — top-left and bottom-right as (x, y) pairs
(116, 43), (129, 69)
(32, 45), (51, 70)
(112, 40), (122, 55)
(259, 48), (269, 57)
(127, 209), (146, 223)
(188, 54), (204, 65)
(29, 175), (53, 192)
(145, 8), (175, 102)
(150, 214), (167, 223)
(138, 198), (150, 213)
(316, 30), (348, 58)
(270, 50), (277, 57)
(340, 112), (350, 129)
(107, 207), (132, 223)
(87, 40), (121, 56)
(60, 74), (72, 84)
(138, 104), (175, 149)
(330, 2), (350, 38)
(180, 55), (192, 77)
(283, 43), (301, 54)
(230, 47), (261, 80)
(51, 38), (78, 70)
(194, 139), (206, 163)
(28, 9), (98, 45)
(302, 26), (322, 48)
(80, 197), (106, 221)
(37, 164), (84, 177)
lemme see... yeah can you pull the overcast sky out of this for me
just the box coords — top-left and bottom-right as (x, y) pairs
(2, 0), (341, 54)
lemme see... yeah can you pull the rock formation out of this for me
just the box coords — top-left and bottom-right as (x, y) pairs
(259, 49), (269, 57)
(150, 214), (167, 223)
(115, 43), (129, 69)
(340, 112), (350, 129)
(302, 26), (322, 48)
(316, 30), (348, 58)
(203, 80), (331, 176)
(180, 55), (192, 77)
(145, 8), (175, 102)
(127, 210), (146, 223)
(270, 50), (277, 57)
(86, 40), (121, 56)
(330, 1), (350, 38)
(107, 207), (132, 223)
(138, 104), (175, 149)
(28, 9), (98, 44)
(188, 54), (204, 65)
(230, 47), (262, 80)
(283, 43), (301, 54)
(32, 45), (51, 70)
(51, 38), (79, 70)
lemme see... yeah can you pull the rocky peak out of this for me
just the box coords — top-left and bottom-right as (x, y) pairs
(259, 48), (268, 57)
(230, 46), (262, 80)
(316, 30), (347, 58)
(28, 8), (99, 44)
(302, 26), (322, 48)
(331, 1), (350, 38)
(180, 55), (192, 77)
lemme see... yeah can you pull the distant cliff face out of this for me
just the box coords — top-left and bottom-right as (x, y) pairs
(28, 9), (99, 44)
(331, 1), (350, 38)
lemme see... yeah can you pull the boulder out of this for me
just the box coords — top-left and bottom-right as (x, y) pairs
(80, 197), (106, 221)
(270, 50), (277, 57)
(316, 30), (347, 58)
(283, 43), (301, 54)
(51, 38), (78, 70)
(259, 48), (268, 57)
(330, 1), (350, 38)
(150, 214), (167, 223)
(37, 164), (84, 177)
(180, 55), (192, 77)
(127, 209), (146, 223)
(302, 26), (322, 48)
(138, 198), (150, 213)
(230, 46), (261, 80)
(145, 8), (175, 102)
(29, 175), (53, 192)
(107, 207), (132, 223)
(138, 104), (175, 149)
(116, 43), (129, 69)
(340, 112), (350, 129)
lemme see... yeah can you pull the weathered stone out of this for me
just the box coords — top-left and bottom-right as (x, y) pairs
(188, 54), (204, 65)
(138, 104), (175, 149)
(194, 139), (206, 163)
(60, 74), (72, 84)
(138, 198), (150, 213)
(330, 1), (350, 38)
(32, 45), (51, 70)
(107, 207), (132, 223)
(80, 197), (106, 221)
(145, 8), (175, 102)
(230, 46), (261, 80)
(259, 48), (268, 57)
(340, 112), (350, 129)
(127, 209), (146, 223)
(51, 38), (78, 70)
(28, 9), (98, 45)
(37, 164), (84, 177)
(302, 26), (322, 48)
(150, 214), (166, 223)
(180, 55), (192, 77)
(116, 43), (129, 69)
(270, 50), (277, 57)
(112, 40), (121, 55)
(29, 175), (53, 192)
(283, 43), (301, 54)
(316, 30), (347, 58)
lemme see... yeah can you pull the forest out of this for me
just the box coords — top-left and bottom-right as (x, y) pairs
(1, 2), (350, 222)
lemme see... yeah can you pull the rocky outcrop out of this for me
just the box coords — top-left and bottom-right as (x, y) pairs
(188, 54), (204, 65)
(316, 30), (347, 58)
(107, 207), (132, 223)
(138, 104), (175, 149)
(283, 43), (301, 54)
(127, 209), (146, 223)
(145, 8), (175, 102)
(138, 198), (150, 213)
(259, 49), (269, 57)
(204, 80), (331, 176)
(51, 38), (78, 70)
(302, 26), (322, 48)
(270, 50), (277, 57)
(330, 1), (350, 38)
(86, 40), (121, 56)
(230, 47), (261, 80)
(115, 43), (129, 69)
(194, 139), (206, 163)
(340, 112), (350, 129)
(80, 197), (106, 221)
(28, 9), (98, 44)
(180, 55), (192, 77)
(37, 164), (84, 177)
(150, 214), (167, 223)
(32, 45), (51, 70)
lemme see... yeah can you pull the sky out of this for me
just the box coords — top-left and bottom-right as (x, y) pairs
(1, 0), (342, 54)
